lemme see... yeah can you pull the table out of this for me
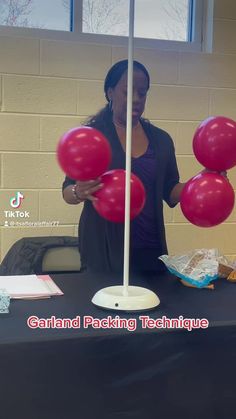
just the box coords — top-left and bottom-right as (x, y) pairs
(1, 271), (236, 419)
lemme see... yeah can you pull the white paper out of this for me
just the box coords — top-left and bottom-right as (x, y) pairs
(0, 275), (63, 299)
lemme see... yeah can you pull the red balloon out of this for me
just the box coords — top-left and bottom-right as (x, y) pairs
(193, 116), (236, 171)
(92, 169), (146, 223)
(57, 126), (112, 180)
(180, 172), (235, 227)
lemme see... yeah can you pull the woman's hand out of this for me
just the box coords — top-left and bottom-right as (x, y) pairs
(74, 178), (103, 202)
(63, 178), (104, 205)
(169, 182), (186, 205)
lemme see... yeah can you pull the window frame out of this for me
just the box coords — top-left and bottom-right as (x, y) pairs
(0, 0), (213, 52)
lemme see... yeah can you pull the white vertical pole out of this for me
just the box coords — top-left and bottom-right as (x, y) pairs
(123, 0), (135, 296)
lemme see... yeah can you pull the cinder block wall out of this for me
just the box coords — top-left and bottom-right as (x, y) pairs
(0, 0), (236, 261)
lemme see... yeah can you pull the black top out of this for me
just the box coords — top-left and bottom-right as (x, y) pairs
(62, 118), (179, 273)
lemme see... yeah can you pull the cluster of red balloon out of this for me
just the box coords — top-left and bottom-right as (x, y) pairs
(57, 127), (146, 222)
(180, 116), (236, 227)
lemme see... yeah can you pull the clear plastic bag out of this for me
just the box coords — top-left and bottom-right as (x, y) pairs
(0, 289), (10, 314)
(159, 249), (219, 288)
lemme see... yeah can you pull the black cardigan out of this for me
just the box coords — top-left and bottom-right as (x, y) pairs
(62, 118), (180, 273)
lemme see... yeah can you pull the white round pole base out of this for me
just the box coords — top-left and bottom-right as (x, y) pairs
(92, 285), (160, 312)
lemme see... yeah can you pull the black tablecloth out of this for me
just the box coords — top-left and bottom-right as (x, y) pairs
(1, 271), (236, 419)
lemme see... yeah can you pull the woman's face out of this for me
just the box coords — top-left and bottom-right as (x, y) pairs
(108, 69), (149, 126)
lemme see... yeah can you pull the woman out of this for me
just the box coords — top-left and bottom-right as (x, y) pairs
(62, 60), (185, 274)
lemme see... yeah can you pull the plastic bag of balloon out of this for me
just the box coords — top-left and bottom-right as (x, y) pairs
(159, 249), (221, 288)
